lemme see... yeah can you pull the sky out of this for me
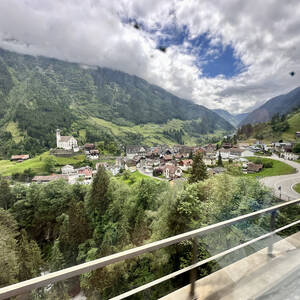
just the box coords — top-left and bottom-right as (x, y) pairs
(0, 0), (299, 113)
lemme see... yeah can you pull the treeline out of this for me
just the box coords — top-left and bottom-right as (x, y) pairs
(237, 112), (291, 140)
(1, 160), (294, 299)
(163, 129), (184, 144)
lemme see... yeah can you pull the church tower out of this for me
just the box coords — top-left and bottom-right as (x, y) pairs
(56, 129), (61, 148)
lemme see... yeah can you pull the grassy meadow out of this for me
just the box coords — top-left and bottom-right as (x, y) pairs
(0, 152), (85, 176)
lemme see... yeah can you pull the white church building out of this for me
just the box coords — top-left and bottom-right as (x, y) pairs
(56, 129), (79, 152)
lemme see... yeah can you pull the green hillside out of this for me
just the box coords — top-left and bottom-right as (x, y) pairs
(0, 48), (234, 158)
(0, 152), (85, 176)
(237, 109), (300, 143)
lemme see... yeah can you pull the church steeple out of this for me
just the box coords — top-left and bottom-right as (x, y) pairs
(56, 129), (61, 147)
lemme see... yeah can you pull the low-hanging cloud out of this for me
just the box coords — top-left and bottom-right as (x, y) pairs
(0, 0), (299, 113)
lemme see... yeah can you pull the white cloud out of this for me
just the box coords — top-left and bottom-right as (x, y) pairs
(0, 0), (299, 113)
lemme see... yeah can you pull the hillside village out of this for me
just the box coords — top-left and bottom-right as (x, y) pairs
(5, 128), (299, 185)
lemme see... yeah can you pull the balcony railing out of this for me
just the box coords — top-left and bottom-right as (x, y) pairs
(1, 198), (300, 300)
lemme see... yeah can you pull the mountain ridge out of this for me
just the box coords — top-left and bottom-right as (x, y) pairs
(0, 48), (234, 157)
(213, 109), (248, 127)
(240, 86), (300, 126)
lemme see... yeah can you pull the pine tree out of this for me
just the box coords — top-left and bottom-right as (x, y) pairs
(189, 152), (208, 183)
(88, 165), (110, 217)
(0, 177), (13, 209)
(18, 229), (43, 281)
(217, 152), (223, 167)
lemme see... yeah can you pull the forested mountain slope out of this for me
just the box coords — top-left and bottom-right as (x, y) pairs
(240, 86), (300, 126)
(213, 109), (248, 127)
(0, 48), (234, 157)
(237, 109), (300, 142)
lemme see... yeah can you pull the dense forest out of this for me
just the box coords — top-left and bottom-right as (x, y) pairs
(0, 48), (234, 158)
(1, 155), (298, 299)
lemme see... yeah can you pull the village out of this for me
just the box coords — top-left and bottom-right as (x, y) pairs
(8, 129), (300, 185)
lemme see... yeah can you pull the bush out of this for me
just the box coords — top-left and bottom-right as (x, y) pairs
(263, 161), (273, 168)
(153, 168), (163, 177)
(253, 158), (263, 165)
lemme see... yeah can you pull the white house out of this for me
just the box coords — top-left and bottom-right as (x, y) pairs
(56, 129), (79, 152)
(218, 148), (230, 159)
(61, 165), (75, 175)
(241, 150), (254, 157)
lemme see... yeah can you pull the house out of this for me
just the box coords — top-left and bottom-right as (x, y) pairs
(124, 159), (137, 172)
(203, 144), (216, 155)
(32, 174), (68, 183)
(11, 154), (29, 162)
(163, 154), (173, 161)
(174, 153), (185, 160)
(106, 165), (121, 176)
(126, 146), (147, 159)
(76, 166), (93, 179)
(229, 148), (244, 157)
(88, 149), (99, 160)
(238, 143), (250, 150)
(223, 143), (232, 149)
(296, 132), (300, 138)
(241, 150), (254, 157)
(218, 148), (230, 159)
(163, 165), (182, 179)
(203, 157), (216, 166)
(179, 159), (193, 171)
(56, 129), (79, 152)
(247, 163), (263, 173)
(61, 165), (75, 175)
(84, 143), (95, 151)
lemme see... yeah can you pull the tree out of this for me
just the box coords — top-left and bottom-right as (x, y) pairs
(44, 156), (56, 173)
(0, 209), (19, 287)
(87, 165), (110, 217)
(18, 229), (43, 281)
(292, 143), (300, 153)
(217, 152), (223, 167)
(0, 177), (13, 209)
(189, 152), (208, 183)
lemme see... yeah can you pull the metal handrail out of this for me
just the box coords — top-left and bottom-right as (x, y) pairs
(1, 198), (300, 300)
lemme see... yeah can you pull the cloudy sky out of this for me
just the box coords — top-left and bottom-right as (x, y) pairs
(0, 0), (299, 113)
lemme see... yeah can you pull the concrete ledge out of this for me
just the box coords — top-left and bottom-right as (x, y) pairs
(160, 232), (300, 300)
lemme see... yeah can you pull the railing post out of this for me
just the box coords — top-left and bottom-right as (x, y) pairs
(268, 210), (276, 258)
(190, 238), (198, 299)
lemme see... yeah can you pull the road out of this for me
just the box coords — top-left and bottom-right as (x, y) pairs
(137, 167), (166, 181)
(259, 155), (300, 200)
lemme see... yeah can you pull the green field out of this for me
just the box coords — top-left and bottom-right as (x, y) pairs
(293, 183), (300, 194)
(282, 111), (300, 141)
(245, 157), (296, 177)
(0, 152), (85, 176)
(119, 170), (156, 184)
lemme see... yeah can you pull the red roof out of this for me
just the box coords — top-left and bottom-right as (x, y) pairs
(180, 159), (193, 166)
(163, 154), (173, 160)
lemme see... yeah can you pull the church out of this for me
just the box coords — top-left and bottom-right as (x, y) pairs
(56, 129), (79, 152)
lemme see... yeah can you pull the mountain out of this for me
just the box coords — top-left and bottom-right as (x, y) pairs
(213, 109), (248, 127)
(240, 87), (300, 126)
(235, 113), (248, 124)
(0, 48), (234, 157)
(237, 109), (300, 142)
